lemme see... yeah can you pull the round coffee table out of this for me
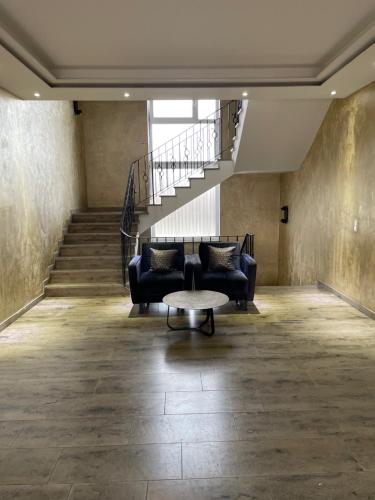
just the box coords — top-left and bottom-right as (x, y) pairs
(163, 290), (229, 336)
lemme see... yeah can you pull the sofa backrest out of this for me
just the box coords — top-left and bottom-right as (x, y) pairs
(199, 242), (241, 271)
(141, 242), (185, 272)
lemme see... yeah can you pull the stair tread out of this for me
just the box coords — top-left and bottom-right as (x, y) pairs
(51, 269), (122, 274)
(46, 283), (124, 288)
(70, 222), (119, 225)
(56, 255), (121, 260)
(61, 243), (121, 247)
(66, 232), (120, 235)
(76, 211), (122, 215)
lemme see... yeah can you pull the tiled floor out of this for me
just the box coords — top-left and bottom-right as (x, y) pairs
(1, 286), (375, 499)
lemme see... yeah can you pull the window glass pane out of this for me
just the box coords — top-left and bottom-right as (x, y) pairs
(151, 123), (193, 160)
(198, 99), (217, 119)
(153, 100), (193, 118)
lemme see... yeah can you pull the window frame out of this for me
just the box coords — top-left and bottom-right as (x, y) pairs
(148, 99), (220, 152)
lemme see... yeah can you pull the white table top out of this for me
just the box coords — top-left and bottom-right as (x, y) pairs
(163, 290), (229, 310)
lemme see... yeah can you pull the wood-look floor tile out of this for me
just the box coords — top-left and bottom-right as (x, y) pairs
(68, 481), (147, 500)
(0, 448), (60, 484)
(0, 484), (71, 500)
(51, 444), (181, 482)
(201, 369), (313, 391)
(13, 413), (238, 448)
(165, 390), (263, 414)
(182, 438), (360, 478)
(332, 408), (375, 437)
(0, 393), (165, 420)
(0, 378), (98, 401)
(234, 410), (340, 439)
(128, 413), (239, 444)
(268, 472), (375, 499)
(344, 437), (375, 470)
(0, 421), (24, 447)
(95, 372), (202, 394)
(13, 417), (134, 448)
(147, 477), (272, 500)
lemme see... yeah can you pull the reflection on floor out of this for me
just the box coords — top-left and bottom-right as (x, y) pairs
(0, 286), (375, 499)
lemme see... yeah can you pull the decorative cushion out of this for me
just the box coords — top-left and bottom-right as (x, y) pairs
(208, 245), (236, 271)
(150, 248), (178, 272)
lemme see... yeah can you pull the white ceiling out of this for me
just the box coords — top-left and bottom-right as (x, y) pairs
(0, 0), (375, 99)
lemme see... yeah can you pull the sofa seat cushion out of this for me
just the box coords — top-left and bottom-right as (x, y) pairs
(226, 270), (248, 295)
(200, 271), (227, 294)
(200, 270), (248, 297)
(139, 270), (184, 294)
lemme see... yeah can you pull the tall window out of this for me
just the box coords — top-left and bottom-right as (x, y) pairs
(149, 100), (220, 237)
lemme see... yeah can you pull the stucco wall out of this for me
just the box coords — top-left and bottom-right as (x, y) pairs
(0, 89), (86, 324)
(220, 173), (280, 285)
(279, 82), (375, 312)
(80, 101), (148, 207)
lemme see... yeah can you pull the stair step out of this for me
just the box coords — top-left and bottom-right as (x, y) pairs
(55, 256), (122, 270)
(84, 207), (122, 212)
(68, 223), (120, 233)
(72, 212), (122, 223)
(60, 244), (122, 257)
(50, 269), (122, 284)
(64, 233), (120, 244)
(45, 283), (126, 297)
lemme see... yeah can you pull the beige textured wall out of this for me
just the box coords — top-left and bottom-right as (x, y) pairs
(220, 173), (280, 285)
(80, 101), (148, 207)
(279, 82), (375, 312)
(0, 89), (86, 324)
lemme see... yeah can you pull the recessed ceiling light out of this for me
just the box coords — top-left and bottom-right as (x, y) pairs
(242, 91), (248, 97)
(330, 90), (337, 96)
(124, 92), (130, 98)
(34, 92), (40, 98)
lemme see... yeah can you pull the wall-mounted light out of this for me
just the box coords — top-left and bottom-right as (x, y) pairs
(281, 205), (288, 224)
(73, 101), (82, 115)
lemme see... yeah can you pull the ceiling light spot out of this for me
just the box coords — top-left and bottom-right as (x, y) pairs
(242, 91), (248, 97)
(124, 92), (130, 98)
(330, 90), (337, 96)
(34, 92), (41, 98)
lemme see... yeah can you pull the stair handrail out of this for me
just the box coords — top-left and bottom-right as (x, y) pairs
(132, 99), (242, 206)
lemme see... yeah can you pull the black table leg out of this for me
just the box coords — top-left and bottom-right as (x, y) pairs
(166, 307), (215, 335)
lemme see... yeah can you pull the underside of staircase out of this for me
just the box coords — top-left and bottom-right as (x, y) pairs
(45, 209), (138, 297)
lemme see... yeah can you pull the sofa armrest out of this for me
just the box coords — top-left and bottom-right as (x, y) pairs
(186, 254), (202, 290)
(128, 255), (142, 302)
(184, 254), (201, 290)
(240, 254), (257, 301)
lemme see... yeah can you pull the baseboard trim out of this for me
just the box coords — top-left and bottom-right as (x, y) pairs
(317, 281), (375, 321)
(0, 292), (45, 332)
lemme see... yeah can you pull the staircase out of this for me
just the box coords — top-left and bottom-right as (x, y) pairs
(129, 100), (246, 235)
(45, 209), (140, 296)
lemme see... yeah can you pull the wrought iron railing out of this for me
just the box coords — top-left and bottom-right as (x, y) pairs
(120, 100), (244, 285)
(133, 234), (255, 258)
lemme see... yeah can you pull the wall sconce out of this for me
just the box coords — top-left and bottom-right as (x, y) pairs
(281, 205), (288, 224)
(73, 101), (82, 115)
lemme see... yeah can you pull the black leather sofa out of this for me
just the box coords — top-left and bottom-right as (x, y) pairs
(128, 242), (194, 311)
(191, 242), (256, 309)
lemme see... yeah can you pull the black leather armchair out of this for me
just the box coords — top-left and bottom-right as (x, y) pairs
(128, 242), (194, 311)
(192, 242), (256, 309)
